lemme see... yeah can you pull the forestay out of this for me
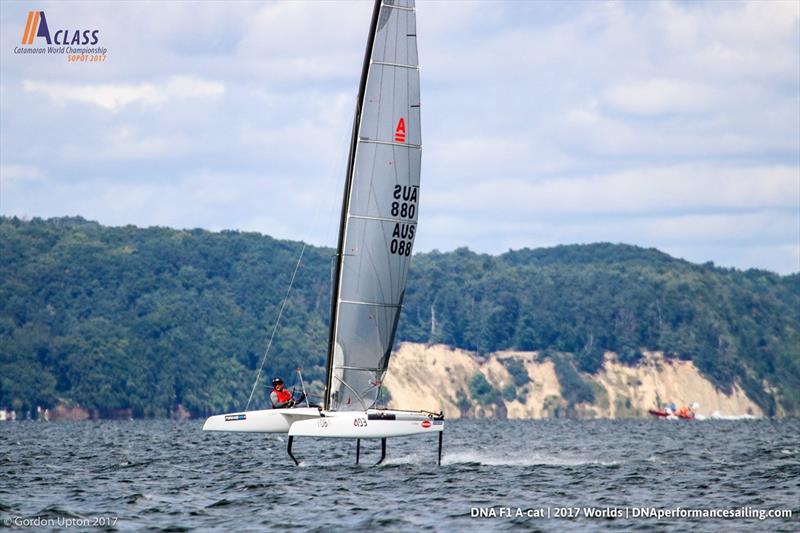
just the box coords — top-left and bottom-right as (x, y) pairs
(326, 0), (421, 411)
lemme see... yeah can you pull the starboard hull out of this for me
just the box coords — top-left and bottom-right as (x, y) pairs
(289, 409), (444, 439)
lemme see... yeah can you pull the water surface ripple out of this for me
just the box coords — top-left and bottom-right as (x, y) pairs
(1, 419), (798, 531)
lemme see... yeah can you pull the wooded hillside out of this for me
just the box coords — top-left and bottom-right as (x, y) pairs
(1, 217), (797, 417)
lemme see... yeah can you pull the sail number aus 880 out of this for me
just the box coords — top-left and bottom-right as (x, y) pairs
(391, 201), (415, 219)
(391, 185), (418, 221)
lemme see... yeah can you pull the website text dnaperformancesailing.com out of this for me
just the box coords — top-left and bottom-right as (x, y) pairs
(470, 506), (793, 521)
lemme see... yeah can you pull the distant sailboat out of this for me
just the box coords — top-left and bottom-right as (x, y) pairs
(203, 0), (443, 465)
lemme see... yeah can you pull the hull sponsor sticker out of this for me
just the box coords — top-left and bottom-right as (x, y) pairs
(225, 414), (246, 421)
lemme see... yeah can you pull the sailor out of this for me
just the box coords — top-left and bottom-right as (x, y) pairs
(270, 377), (295, 409)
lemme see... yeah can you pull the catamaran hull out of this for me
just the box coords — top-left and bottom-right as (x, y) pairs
(202, 407), (321, 433)
(202, 408), (442, 438)
(204, 408), (444, 465)
(289, 410), (444, 439)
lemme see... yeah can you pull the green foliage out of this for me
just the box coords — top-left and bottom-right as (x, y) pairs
(455, 389), (471, 417)
(516, 388), (528, 404)
(618, 346), (643, 366)
(542, 395), (567, 418)
(500, 357), (530, 387)
(402, 244), (799, 415)
(592, 382), (610, 411)
(0, 217), (331, 417)
(1, 217), (798, 417)
(549, 353), (595, 405)
(614, 395), (636, 418)
(576, 346), (605, 374)
(377, 386), (392, 406)
(502, 383), (516, 402)
(468, 372), (501, 406)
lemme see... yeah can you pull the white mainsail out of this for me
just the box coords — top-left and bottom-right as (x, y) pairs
(204, 2), (442, 466)
(325, 0), (421, 412)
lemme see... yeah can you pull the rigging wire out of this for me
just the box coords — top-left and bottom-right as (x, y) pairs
(241, 119), (348, 411)
(240, 39), (351, 413)
(244, 244), (306, 412)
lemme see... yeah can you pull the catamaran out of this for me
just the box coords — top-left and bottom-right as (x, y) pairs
(203, 0), (444, 465)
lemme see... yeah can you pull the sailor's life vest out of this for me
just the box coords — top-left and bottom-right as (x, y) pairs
(273, 388), (292, 404)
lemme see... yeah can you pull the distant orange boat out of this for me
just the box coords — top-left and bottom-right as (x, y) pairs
(649, 407), (695, 420)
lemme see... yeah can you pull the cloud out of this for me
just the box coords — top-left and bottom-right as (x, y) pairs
(662, 243), (800, 275)
(1, 0), (798, 274)
(425, 165), (799, 216)
(232, 1), (369, 83)
(59, 126), (191, 161)
(633, 212), (798, 246)
(604, 78), (714, 115)
(0, 166), (344, 246)
(0, 164), (45, 184)
(22, 76), (224, 112)
(415, 211), (800, 275)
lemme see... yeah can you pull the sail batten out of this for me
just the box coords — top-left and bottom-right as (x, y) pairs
(349, 214), (418, 225)
(371, 60), (419, 70)
(382, 4), (414, 12)
(340, 299), (403, 308)
(325, 0), (420, 412)
(359, 139), (422, 149)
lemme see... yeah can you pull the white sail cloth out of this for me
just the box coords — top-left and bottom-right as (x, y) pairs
(328, 0), (421, 411)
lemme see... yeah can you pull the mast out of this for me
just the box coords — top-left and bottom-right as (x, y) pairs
(324, 0), (383, 411)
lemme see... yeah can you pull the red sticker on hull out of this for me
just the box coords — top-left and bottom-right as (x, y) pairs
(421, 419), (431, 428)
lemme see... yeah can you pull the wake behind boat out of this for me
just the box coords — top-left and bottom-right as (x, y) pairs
(203, 0), (443, 465)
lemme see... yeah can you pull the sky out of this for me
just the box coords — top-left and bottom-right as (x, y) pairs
(1, 0), (798, 274)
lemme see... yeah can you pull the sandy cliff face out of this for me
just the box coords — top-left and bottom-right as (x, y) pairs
(593, 352), (762, 418)
(383, 343), (765, 419)
(382, 343), (481, 417)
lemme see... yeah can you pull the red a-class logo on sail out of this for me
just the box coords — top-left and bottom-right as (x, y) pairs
(394, 117), (406, 143)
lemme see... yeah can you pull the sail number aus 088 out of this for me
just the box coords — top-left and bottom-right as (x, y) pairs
(390, 239), (412, 256)
(390, 223), (415, 257)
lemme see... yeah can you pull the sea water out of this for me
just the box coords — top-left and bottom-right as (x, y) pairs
(1, 419), (797, 531)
